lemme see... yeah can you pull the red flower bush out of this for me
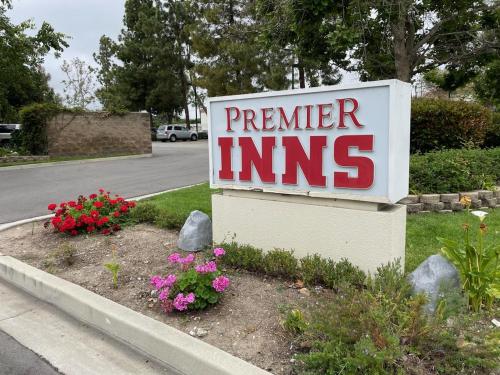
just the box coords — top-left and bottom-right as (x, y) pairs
(47, 190), (136, 236)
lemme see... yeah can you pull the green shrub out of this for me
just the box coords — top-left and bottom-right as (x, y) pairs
(154, 210), (186, 230)
(409, 147), (500, 193)
(263, 249), (299, 278)
(282, 309), (308, 335)
(220, 243), (366, 288)
(483, 112), (500, 148)
(411, 98), (492, 153)
(19, 103), (60, 155)
(219, 242), (265, 272)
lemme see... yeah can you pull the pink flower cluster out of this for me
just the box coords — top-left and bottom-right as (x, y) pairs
(150, 274), (176, 290)
(173, 293), (195, 311)
(168, 253), (195, 265)
(212, 276), (230, 292)
(213, 248), (225, 257)
(195, 261), (217, 274)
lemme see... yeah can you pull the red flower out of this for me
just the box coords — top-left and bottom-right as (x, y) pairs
(112, 224), (121, 232)
(86, 226), (95, 233)
(97, 217), (109, 226)
(117, 197), (124, 203)
(99, 188), (105, 193)
(120, 205), (128, 213)
(68, 201), (77, 208)
(90, 210), (99, 218)
(60, 202), (67, 208)
(101, 229), (111, 235)
(109, 199), (117, 205)
(82, 216), (94, 225)
(75, 204), (84, 211)
(93, 201), (104, 208)
(70, 230), (78, 236)
(128, 201), (136, 208)
(48, 203), (57, 211)
(113, 211), (120, 218)
(51, 216), (62, 226)
(55, 209), (63, 216)
(89, 194), (97, 200)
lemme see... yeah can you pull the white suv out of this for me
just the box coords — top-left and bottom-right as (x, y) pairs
(0, 124), (21, 144)
(156, 124), (198, 142)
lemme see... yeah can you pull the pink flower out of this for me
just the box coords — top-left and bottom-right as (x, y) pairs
(195, 261), (217, 274)
(213, 247), (225, 257)
(173, 293), (196, 311)
(212, 276), (230, 293)
(158, 288), (170, 301)
(150, 275), (163, 289)
(150, 274), (177, 290)
(180, 253), (195, 265)
(168, 253), (181, 264)
(164, 274), (177, 287)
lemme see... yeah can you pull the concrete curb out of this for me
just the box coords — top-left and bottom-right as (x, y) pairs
(0, 256), (270, 375)
(0, 153), (153, 171)
(0, 182), (207, 232)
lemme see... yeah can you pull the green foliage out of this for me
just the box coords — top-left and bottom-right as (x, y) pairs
(220, 242), (265, 273)
(0, 3), (67, 122)
(219, 242), (366, 289)
(18, 103), (60, 155)
(409, 147), (500, 194)
(406, 208), (500, 273)
(474, 59), (500, 108)
(282, 309), (308, 335)
(483, 112), (500, 148)
(172, 268), (223, 310)
(411, 98), (492, 153)
(438, 210), (499, 312)
(263, 249), (299, 278)
(132, 183), (215, 230)
(104, 245), (120, 288)
(294, 266), (498, 375)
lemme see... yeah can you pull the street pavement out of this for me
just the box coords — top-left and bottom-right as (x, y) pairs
(0, 141), (209, 224)
(0, 329), (61, 375)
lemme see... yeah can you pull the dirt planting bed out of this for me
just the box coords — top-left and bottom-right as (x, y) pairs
(0, 222), (329, 374)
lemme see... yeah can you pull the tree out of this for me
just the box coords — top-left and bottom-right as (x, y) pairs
(61, 58), (97, 109)
(257, 0), (353, 88)
(344, 0), (499, 82)
(191, 0), (290, 96)
(0, 1), (67, 122)
(94, 0), (184, 125)
(474, 59), (500, 108)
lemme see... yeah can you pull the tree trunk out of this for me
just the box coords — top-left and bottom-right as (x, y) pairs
(298, 64), (305, 88)
(392, 4), (414, 83)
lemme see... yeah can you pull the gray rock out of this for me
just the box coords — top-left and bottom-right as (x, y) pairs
(423, 202), (445, 212)
(485, 197), (497, 208)
(420, 194), (440, 204)
(177, 210), (212, 252)
(478, 190), (493, 200)
(460, 191), (479, 200)
(408, 254), (460, 313)
(450, 201), (464, 212)
(406, 203), (424, 213)
(440, 193), (459, 203)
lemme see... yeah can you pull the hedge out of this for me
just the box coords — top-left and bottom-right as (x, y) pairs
(411, 98), (492, 153)
(409, 147), (500, 194)
(18, 103), (60, 155)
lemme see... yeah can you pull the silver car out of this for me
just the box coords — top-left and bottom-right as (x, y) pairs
(0, 124), (21, 144)
(156, 124), (198, 142)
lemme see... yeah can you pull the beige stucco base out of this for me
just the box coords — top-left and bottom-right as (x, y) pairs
(212, 190), (406, 274)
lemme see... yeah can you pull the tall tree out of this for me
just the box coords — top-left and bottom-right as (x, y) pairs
(94, 0), (183, 125)
(191, 0), (289, 96)
(0, 1), (67, 122)
(344, 0), (499, 82)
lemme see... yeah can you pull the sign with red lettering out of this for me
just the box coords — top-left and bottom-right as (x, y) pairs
(208, 80), (411, 204)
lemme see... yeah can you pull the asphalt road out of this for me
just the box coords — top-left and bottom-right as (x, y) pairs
(0, 141), (209, 224)
(0, 330), (61, 375)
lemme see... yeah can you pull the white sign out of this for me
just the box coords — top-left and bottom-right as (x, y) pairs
(208, 80), (411, 204)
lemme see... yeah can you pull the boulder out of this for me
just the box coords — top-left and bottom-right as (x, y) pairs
(177, 210), (212, 252)
(408, 254), (460, 313)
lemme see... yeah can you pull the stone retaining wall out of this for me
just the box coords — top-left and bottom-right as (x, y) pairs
(0, 155), (49, 164)
(47, 112), (151, 157)
(398, 188), (500, 213)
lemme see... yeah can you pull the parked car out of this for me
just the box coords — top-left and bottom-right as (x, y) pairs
(156, 124), (198, 142)
(197, 130), (208, 139)
(0, 124), (21, 144)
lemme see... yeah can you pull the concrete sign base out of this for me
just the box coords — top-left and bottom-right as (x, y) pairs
(212, 190), (406, 274)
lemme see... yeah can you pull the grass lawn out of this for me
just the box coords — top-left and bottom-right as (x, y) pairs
(139, 183), (499, 273)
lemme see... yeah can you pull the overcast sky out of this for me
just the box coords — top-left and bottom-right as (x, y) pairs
(8, 0), (125, 108)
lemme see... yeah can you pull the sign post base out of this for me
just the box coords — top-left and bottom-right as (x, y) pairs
(212, 190), (406, 274)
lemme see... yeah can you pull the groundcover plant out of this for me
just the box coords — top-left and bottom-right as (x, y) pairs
(47, 189), (136, 236)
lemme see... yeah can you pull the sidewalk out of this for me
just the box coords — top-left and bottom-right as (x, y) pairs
(0, 280), (173, 375)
